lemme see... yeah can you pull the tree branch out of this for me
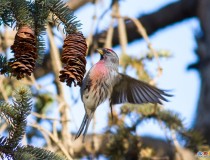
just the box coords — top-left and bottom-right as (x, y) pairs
(67, 0), (94, 10)
(193, 0), (210, 145)
(95, 0), (197, 47)
(71, 134), (195, 160)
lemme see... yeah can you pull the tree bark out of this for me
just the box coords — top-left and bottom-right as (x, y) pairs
(193, 0), (210, 144)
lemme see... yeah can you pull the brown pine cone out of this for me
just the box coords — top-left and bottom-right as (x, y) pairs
(10, 26), (37, 79)
(59, 32), (87, 87)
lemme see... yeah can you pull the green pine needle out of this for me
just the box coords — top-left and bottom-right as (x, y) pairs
(0, 87), (67, 159)
(0, 101), (16, 126)
(7, 87), (32, 147)
(32, 0), (49, 60)
(179, 129), (206, 152)
(47, 0), (81, 34)
(0, 87), (32, 159)
(0, 0), (14, 27)
(121, 104), (183, 130)
(11, 0), (33, 28)
(14, 146), (67, 160)
(0, 55), (11, 76)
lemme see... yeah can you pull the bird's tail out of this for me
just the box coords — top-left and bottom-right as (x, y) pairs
(75, 111), (94, 142)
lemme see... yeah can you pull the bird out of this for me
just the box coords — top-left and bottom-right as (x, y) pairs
(75, 48), (172, 141)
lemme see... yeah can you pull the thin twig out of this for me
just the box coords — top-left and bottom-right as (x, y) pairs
(86, 0), (98, 49)
(104, 19), (114, 48)
(53, 121), (58, 139)
(0, 123), (7, 134)
(157, 119), (171, 143)
(86, 0), (99, 67)
(29, 74), (41, 90)
(47, 24), (73, 155)
(171, 130), (184, 160)
(40, 129), (53, 151)
(112, 14), (163, 83)
(114, 3), (128, 54)
(46, 25), (64, 96)
(125, 16), (162, 84)
(151, 156), (169, 160)
(22, 134), (28, 146)
(31, 112), (70, 122)
(29, 123), (73, 160)
(0, 77), (9, 102)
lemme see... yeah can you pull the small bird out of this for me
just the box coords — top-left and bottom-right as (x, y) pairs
(75, 48), (171, 141)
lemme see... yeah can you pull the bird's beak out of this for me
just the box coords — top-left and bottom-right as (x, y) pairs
(96, 49), (104, 55)
(97, 49), (104, 60)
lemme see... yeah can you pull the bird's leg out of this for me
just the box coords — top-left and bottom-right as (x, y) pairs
(109, 99), (114, 120)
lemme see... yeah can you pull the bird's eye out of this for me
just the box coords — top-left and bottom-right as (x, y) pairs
(106, 52), (112, 55)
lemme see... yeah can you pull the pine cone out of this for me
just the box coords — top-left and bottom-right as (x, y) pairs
(59, 32), (87, 87)
(10, 26), (37, 79)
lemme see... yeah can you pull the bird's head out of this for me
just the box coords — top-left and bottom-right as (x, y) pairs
(96, 48), (119, 65)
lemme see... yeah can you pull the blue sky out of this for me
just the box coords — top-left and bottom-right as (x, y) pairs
(34, 0), (200, 141)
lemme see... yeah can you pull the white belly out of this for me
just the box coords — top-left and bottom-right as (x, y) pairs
(82, 69), (118, 113)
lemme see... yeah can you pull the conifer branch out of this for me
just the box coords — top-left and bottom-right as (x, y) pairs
(0, 87), (32, 159)
(0, 0), (14, 27)
(121, 104), (183, 130)
(0, 55), (11, 76)
(0, 102), (16, 126)
(179, 129), (205, 152)
(47, 0), (81, 34)
(7, 87), (32, 147)
(32, 0), (49, 58)
(0, 87), (68, 159)
(14, 146), (67, 160)
(10, 0), (33, 28)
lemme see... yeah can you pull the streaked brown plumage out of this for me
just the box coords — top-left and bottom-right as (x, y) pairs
(75, 48), (172, 141)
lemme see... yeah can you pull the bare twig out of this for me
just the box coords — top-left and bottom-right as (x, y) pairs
(171, 130), (184, 160)
(86, 0), (99, 66)
(95, 0), (197, 48)
(46, 25), (73, 155)
(31, 112), (70, 122)
(0, 77), (9, 102)
(67, 0), (94, 10)
(126, 17), (162, 84)
(127, 17), (161, 66)
(53, 121), (58, 139)
(114, 3), (128, 55)
(112, 14), (162, 83)
(151, 157), (169, 160)
(29, 123), (73, 160)
(104, 19), (114, 48)
(29, 74), (41, 90)
(41, 130), (53, 151)
(86, 0), (98, 49)
(0, 123), (7, 134)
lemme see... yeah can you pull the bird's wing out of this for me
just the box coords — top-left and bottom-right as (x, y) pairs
(110, 74), (172, 105)
(80, 72), (92, 97)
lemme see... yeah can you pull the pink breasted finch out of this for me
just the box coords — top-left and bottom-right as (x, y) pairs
(75, 48), (172, 141)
